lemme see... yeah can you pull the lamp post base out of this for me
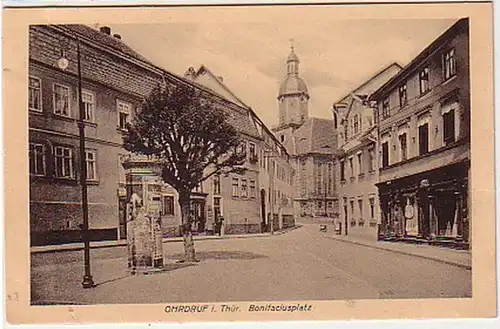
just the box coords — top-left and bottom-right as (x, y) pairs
(82, 275), (95, 289)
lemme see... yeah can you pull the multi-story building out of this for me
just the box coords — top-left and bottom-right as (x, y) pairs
(369, 18), (470, 248)
(184, 65), (295, 233)
(29, 24), (293, 245)
(272, 47), (338, 219)
(333, 63), (402, 235)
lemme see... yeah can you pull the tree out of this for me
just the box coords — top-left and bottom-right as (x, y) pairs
(123, 82), (246, 262)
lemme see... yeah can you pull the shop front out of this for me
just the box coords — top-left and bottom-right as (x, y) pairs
(377, 160), (469, 249)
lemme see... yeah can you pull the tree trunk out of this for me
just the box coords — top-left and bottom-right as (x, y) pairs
(179, 191), (197, 262)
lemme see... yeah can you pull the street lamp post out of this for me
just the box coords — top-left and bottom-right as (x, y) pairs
(58, 37), (95, 289)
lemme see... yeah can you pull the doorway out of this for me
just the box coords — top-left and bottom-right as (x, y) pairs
(260, 189), (267, 232)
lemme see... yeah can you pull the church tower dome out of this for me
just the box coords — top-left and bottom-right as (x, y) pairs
(277, 44), (309, 127)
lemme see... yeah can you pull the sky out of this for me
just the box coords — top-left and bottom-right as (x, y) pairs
(106, 18), (456, 128)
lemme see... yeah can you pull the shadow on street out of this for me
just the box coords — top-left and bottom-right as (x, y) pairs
(167, 250), (268, 261)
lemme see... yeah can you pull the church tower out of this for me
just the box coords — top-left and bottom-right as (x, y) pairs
(277, 45), (309, 128)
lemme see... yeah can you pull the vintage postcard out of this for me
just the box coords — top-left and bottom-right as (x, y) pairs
(2, 1), (496, 325)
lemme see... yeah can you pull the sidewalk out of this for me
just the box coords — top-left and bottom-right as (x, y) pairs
(30, 226), (298, 254)
(326, 231), (471, 269)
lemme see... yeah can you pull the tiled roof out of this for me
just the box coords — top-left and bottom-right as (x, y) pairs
(44, 25), (262, 139)
(293, 118), (336, 156)
(61, 24), (157, 67)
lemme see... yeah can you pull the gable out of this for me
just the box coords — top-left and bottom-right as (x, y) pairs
(192, 68), (248, 108)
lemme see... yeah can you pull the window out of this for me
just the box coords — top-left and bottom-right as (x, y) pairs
(53, 84), (70, 117)
(249, 180), (256, 198)
(280, 135), (285, 142)
(382, 98), (390, 118)
(117, 100), (131, 130)
(213, 197), (222, 219)
(353, 115), (359, 134)
(368, 148), (375, 172)
(29, 143), (45, 176)
(399, 133), (408, 161)
(398, 84), (407, 107)
(162, 196), (175, 215)
(443, 48), (456, 80)
(54, 146), (73, 178)
(418, 123), (429, 155)
(349, 158), (354, 178)
(213, 175), (221, 195)
(350, 200), (355, 217)
(419, 67), (430, 94)
(29, 77), (42, 112)
(82, 91), (95, 122)
(381, 141), (389, 168)
(442, 102), (459, 145)
(232, 178), (239, 197)
(357, 153), (363, 175)
(327, 163), (333, 195)
(85, 150), (97, 180)
(358, 199), (363, 220)
(194, 183), (203, 193)
(369, 198), (375, 219)
(240, 179), (248, 198)
(249, 143), (257, 163)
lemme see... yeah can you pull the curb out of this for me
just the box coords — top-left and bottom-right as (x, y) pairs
(31, 226), (300, 254)
(326, 236), (472, 270)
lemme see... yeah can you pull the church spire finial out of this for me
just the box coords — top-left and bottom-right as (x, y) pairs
(290, 38), (294, 52)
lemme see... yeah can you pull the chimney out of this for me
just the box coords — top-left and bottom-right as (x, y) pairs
(184, 67), (196, 79)
(113, 34), (122, 40)
(99, 26), (111, 35)
(217, 76), (224, 83)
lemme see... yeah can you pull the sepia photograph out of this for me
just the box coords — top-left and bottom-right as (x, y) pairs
(3, 1), (496, 325)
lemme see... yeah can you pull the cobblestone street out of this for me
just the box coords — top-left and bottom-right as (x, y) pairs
(31, 224), (471, 305)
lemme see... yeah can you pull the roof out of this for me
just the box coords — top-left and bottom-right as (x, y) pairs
(370, 18), (469, 100)
(60, 24), (158, 67)
(189, 65), (250, 109)
(291, 117), (336, 156)
(278, 75), (309, 97)
(334, 62), (403, 105)
(287, 49), (300, 63)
